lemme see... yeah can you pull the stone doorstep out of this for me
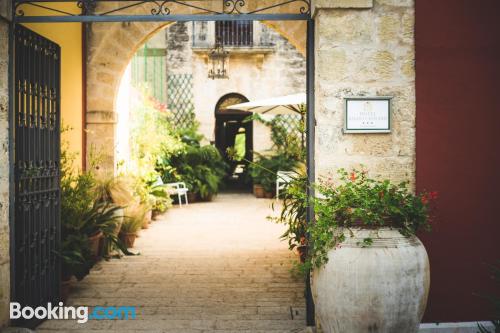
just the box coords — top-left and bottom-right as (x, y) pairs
(2, 323), (492, 333)
(419, 322), (496, 333)
(0, 328), (35, 333)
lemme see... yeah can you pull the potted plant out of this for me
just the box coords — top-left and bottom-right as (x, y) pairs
(80, 201), (124, 259)
(149, 184), (172, 219)
(160, 144), (227, 202)
(269, 170), (308, 262)
(249, 155), (268, 198)
(309, 169), (436, 333)
(59, 233), (94, 300)
(250, 153), (298, 199)
(94, 175), (133, 232)
(253, 183), (265, 198)
(120, 204), (146, 248)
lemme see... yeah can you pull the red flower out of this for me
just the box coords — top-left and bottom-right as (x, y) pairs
(350, 172), (357, 181)
(421, 194), (429, 205)
(429, 191), (438, 200)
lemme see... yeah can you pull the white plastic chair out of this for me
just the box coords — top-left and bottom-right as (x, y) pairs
(154, 176), (189, 207)
(276, 171), (295, 199)
(165, 182), (189, 207)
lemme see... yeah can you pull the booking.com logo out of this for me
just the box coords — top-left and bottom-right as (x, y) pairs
(10, 302), (137, 324)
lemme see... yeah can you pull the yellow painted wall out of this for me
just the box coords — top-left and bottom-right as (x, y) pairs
(21, 3), (83, 168)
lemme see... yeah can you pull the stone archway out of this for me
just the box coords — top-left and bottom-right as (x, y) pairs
(85, 5), (307, 172)
(86, 21), (173, 171)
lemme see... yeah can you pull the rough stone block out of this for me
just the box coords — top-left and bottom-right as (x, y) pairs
(318, 11), (373, 47)
(318, 48), (348, 81)
(86, 110), (117, 124)
(377, 13), (401, 43)
(314, 0), (373, 10)
(375, 0), (413, 7)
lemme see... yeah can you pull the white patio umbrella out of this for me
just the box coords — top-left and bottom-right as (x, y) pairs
(226, 93), (307, 149)
(225, 93), (306, 115)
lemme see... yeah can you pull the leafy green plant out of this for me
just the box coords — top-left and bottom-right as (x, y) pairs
(79, 202), (122, 237)
(121, 204), (147, 234)
(241, 113), (304, 193)
(127, 90), (184, 188)
(269, 169), (308, 251)
(308, 168), (436, 269)
(59, 133), (97, 280)
(249, 153), (299, 192)
(60, 130), (136, 278)
(173, 119), (204, 147)
(159, 144), (227, 200)
(148, 183), (172, 213)
(60, 233), (93, 281)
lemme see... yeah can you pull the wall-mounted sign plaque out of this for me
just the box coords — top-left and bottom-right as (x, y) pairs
(344, 97), (392, 133)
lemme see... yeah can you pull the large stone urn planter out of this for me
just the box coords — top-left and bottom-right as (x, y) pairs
(311, 227), (430, 333)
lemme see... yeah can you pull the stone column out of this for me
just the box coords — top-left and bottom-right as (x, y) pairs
(86, 110), (118, 172)
(85, 22), (126, 173)
(313, 0), (416, 186)
(0, 2), (10, 328)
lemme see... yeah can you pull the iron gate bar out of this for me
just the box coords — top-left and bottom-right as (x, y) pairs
(15, 13), (308, 23)
(14, 0), (311, 22)
(305, 17), (315, 327)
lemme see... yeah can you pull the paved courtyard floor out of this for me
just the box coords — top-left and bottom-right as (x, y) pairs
(37, 193), (307, 333)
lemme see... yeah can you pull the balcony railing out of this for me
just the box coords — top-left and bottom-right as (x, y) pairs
(192, 21), (274, 49)
(216, 21), (253, 46)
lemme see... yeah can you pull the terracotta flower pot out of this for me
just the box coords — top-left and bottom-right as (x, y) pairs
(152, 210), (161, 220)
(199, 193), (214, 202)
(119, 232), (137, 248)
(187, 192), (197, 203)
(264, 191), (274, 199)
(88, 230), (103, 259)
(253, 184), (265, 198)
(297, 245), (308, 263)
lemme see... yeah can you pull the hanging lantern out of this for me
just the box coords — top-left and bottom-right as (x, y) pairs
(208, 38), (229, 79)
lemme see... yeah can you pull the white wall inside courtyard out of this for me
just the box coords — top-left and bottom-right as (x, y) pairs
(115, 64), (132, 172)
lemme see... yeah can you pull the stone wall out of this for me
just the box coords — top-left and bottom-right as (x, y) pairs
(0, 2), (10, 328)
(314, 0), (416, 186)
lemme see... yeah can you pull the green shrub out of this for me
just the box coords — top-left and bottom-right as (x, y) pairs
(249, 153), (299, 192)
(309, 168), (436, 268)
(60, 133), (133, 280)
(269, 169), (308, 251)
(158, 144), (227, 200)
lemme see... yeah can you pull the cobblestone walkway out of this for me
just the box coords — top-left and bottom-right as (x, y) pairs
(37, 193), (307, 333)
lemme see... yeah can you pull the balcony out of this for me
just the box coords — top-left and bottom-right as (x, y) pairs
(191, 21), (276, 55)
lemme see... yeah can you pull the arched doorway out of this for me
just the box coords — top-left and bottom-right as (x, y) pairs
(215, 93), (253, 191)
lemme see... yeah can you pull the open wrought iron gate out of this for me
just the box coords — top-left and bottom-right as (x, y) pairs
(11, 24), (61, 328)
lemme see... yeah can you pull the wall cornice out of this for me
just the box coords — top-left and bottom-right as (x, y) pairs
(312, 0), (373, 17)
